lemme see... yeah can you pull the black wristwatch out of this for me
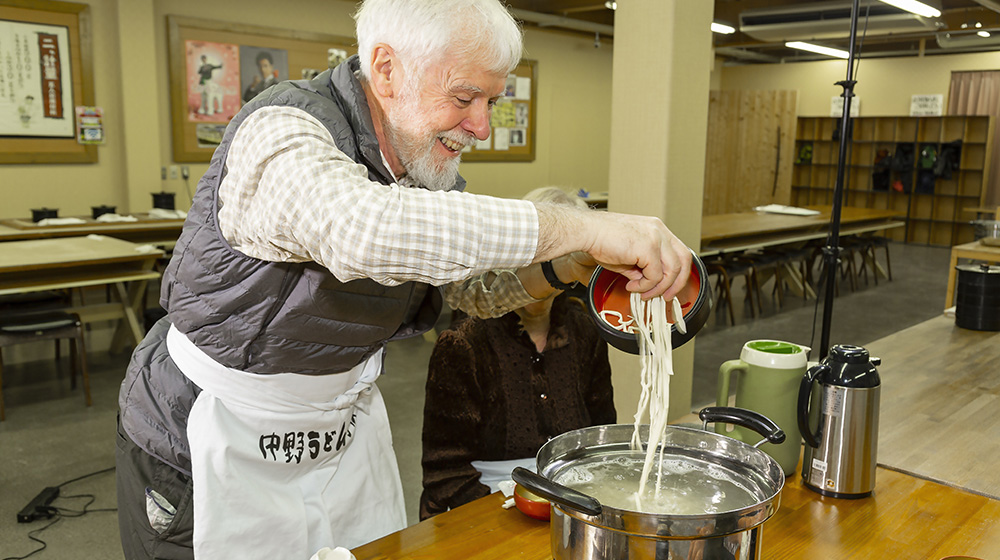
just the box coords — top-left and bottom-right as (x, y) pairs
(541, 260), (579, 291)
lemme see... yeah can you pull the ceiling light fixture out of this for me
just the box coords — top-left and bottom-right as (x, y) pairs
(978, 30), (991, 37)
(604, 1), (616, 10)
(711, 22), (736, 34)
(785, 41), (850, 59)
(876, 0), (941, 18)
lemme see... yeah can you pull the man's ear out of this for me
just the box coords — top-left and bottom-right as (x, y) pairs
(369, 44), (400, 99)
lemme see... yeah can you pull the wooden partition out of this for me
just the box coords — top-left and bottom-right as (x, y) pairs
(702, 90), (798, 215)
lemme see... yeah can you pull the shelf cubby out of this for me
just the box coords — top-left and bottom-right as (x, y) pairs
(793, 115), (993, 247)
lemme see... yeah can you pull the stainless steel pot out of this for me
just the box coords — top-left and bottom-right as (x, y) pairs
(513, 407), (785, 560)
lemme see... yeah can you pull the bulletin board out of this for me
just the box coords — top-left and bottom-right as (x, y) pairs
(167, 15), (356, 162)
(463, 59), (537, 162)
(0, 0), (96, 164)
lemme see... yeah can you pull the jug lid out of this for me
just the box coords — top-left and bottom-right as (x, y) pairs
(821, 345), (880, 388)
(741, 340), (809, 369)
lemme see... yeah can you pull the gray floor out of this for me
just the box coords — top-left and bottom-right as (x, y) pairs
(0, 240), (951, 558)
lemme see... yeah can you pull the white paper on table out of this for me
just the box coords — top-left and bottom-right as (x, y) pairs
(96, 213), (138, 223)
(753, 204), (820, 216)
(36, 217), (87, 226)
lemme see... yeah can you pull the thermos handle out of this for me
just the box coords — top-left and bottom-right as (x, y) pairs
(797, 364), (829, 449)
(512, 467), (602, 517)
(699, 406), (786, 445)
(715, 360), (746, 435)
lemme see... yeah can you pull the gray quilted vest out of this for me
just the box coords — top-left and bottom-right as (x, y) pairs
(119, 56), (452, 473)
(164, 56), (449, 374)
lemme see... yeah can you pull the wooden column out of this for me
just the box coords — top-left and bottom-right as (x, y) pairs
(607, 0), (713, 421)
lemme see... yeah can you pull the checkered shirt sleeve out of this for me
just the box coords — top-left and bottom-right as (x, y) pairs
(217, 106), (538, 289)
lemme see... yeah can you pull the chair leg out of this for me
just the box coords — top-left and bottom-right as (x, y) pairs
(744, 272), (757, 319)
(73, 333), (92, 407)
(883, 244), (893, 281)
(69, 336), (78, 390)
(715, 270), (737, 327)
(0, 350), (5, 421)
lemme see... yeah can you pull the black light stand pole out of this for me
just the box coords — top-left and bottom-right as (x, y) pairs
(819, 0), (861, 360)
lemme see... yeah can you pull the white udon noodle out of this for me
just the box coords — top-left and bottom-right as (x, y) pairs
(629, 293), (686, 511)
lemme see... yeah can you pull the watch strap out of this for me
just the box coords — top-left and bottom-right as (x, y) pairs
(541, 260), (579, 291)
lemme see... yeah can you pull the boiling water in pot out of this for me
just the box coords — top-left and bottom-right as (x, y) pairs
(552, 451), (760, 515)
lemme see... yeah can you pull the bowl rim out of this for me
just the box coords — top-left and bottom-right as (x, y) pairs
(586, 249), (711, 354)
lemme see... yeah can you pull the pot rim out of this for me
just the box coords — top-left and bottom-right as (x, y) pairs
(534, 422), (785, 537)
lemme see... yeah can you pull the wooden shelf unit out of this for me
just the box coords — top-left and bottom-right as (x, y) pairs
(792, 115), (994, 246)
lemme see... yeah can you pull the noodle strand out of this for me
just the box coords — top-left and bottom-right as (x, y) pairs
(629, 293), (679, 509)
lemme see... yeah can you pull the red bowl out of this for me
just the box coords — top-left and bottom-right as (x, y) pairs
(587, 248), (711, 354)
(513, 483), (550, 521)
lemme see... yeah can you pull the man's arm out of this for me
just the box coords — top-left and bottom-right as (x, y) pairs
(533, 203), (691, 301)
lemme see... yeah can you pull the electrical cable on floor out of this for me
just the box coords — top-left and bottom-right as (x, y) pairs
(3, 466), (117, 560)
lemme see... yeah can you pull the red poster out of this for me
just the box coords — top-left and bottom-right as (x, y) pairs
(38, 33), (64, 119)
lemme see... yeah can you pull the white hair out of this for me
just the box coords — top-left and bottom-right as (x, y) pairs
(353, 0), (523, 82)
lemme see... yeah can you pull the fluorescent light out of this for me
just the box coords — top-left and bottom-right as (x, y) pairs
(711, 22), (736, 34)
(785, 41), (850, 59)
(877, 0), (941, 18)
(604, 1), (616, 9)
(978, 30), (991, 37)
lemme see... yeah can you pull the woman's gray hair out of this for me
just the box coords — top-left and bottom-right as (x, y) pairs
(523, 186), (589, 209)
(353, 0), (523, 83)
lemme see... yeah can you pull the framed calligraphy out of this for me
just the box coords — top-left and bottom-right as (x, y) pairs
(0, 0), (96, 164)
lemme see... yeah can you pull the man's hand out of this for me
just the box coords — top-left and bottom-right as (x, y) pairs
(534, 204), (692, 301)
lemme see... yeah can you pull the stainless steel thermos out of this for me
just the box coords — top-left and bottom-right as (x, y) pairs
(797, 345), (881, 498)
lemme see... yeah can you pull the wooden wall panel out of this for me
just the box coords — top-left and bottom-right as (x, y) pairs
(703, 90), (798, 215)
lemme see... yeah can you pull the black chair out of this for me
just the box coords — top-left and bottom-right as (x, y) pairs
(737, 251), (786, 313)
(764, 244), (818, 300)
(861, 235), (893, 285)
(0, 310), (90, 421)
(704, 254), (756, 326)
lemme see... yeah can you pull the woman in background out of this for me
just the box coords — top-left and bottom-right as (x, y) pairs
(419, 187), (616, 520)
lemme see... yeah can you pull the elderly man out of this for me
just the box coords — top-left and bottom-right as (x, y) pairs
(115, 0), (691, 558)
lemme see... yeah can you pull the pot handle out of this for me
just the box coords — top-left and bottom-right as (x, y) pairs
(797, 364), (829, 449)
(511, 467), (602, 517)
(699, 406), (786, 447)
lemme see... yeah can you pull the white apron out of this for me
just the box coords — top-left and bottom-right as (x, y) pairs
(166, 326), (406, 559)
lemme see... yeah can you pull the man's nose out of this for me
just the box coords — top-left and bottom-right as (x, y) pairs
(463, 102), (492, 141)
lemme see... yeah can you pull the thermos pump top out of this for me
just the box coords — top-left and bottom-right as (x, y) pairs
(798, 345), (881, 499)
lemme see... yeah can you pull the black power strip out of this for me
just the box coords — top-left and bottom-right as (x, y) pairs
(16, 487), (59, 523)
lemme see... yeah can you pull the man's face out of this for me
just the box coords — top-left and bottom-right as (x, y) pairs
(258, 58), (273, 79)
(382, 54), (505, 191)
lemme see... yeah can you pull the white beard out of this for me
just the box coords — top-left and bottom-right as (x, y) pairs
(383, 89), (475, 191)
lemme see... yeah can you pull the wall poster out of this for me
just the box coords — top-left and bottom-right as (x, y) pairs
(168, 15), (355, 162)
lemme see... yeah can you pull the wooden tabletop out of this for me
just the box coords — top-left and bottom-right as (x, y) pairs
(0, 213), (184, 244)
(0, 235), (162, 273)
(351, 465), (999, 559)
(701, 206), (905, 245)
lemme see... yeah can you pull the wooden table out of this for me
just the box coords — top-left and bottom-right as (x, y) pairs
(943, 240), (1000, 310)
(0, 213), (184, 246)
(700, 205), (905, 255)
(351, 466), (1000, 559)
(0, 236), (163, 349)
